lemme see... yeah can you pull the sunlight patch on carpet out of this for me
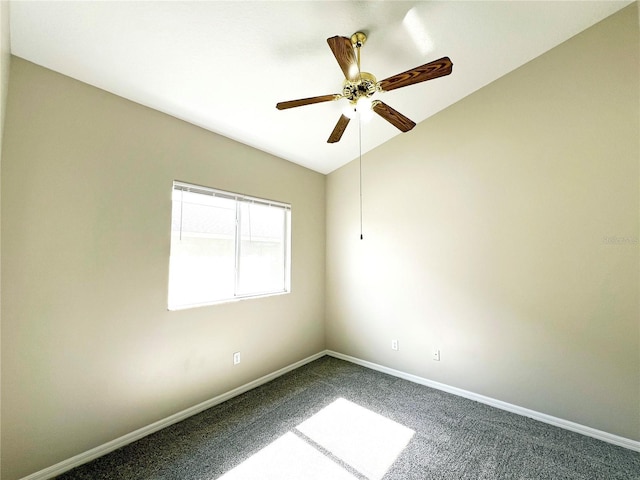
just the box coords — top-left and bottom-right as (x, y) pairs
(217, 431), (358, 480)
(296, 398), (415, 480)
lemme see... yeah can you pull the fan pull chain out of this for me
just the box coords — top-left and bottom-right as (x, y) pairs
(359, 115), (363, 240)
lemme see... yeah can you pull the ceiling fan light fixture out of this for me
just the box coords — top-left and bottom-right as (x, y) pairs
(356, 96), (372, 112)
(342, 104), (358, 119)
(359, 107), (374, 123)
(342, 96), (374, 121)
(356, 96), (374, 122)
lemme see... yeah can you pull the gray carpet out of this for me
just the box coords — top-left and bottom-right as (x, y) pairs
(56, 356), (639, 479)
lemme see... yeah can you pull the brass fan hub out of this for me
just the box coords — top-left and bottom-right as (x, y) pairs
(342, 71), (378, 103)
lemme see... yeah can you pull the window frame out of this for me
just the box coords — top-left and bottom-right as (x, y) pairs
(168, 180), (291, 310)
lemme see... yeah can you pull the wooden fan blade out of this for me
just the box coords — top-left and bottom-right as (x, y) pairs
(327, 36), (359, 81)
(378, 57), (453, 92)
(327, 114), (351, 143)
(372, 101), (416, 132)
(276, 94), (339, 110)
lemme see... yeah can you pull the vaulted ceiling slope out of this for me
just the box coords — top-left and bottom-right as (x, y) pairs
(9, 1), (633, 174)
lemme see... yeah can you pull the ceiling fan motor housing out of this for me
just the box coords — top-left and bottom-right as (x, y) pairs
(342, 72), (378, 103)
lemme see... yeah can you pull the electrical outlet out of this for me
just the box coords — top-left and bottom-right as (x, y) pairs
(432, 349), (440, 361)
(391, 339), (399, 351)
(233, 352), (241, 365)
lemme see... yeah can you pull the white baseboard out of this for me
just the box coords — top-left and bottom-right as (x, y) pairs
(21, 349), (639, 479)
(326, 350), (640, 453)
(21, 351), (327, 480)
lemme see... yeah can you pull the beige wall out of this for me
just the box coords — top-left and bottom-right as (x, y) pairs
(327, 4), (639, 441)
(0, 1), (8, 132)
(0, 1), (11, 475)
(1, 57), (325, 479)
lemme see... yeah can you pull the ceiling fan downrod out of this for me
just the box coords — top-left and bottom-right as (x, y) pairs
(343, 32), (377, 105)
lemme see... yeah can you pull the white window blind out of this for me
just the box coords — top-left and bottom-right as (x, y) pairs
(168, 181), (291, 310)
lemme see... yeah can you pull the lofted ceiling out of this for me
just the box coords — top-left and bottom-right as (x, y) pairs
(9, 1), (632, 174)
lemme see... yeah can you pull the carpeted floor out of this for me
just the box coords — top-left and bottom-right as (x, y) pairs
(56, 356), (639, 479)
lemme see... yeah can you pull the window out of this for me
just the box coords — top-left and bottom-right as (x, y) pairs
(168, 181), (291, 310)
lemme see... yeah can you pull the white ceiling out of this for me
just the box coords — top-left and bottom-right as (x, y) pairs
(9, 1), (632, 174)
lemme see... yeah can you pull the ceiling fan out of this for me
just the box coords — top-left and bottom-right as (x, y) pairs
(276, 32), (453, 143)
